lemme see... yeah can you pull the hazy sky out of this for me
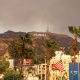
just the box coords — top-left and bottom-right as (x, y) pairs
(0, 0), (80, 36)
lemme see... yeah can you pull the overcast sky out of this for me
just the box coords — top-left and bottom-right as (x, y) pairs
(0, 0), (80, 36)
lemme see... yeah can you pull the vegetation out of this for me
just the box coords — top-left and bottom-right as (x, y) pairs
(8, 33), (33, 59)
(4, 69), (22, 80)
(68, 26), (80, 80)
(8, 33), (45, 64)
(44, 39), (60, 80)
(68, 26), (80, 38)
(0, 58), (9, 74)
(45, 39), (60, 61)
(8, 33), (34, 78)
(68, 27), (80, 55)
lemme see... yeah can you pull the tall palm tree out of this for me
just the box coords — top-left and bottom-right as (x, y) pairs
(9, 33), (33, 61)
(44, 39), (60, 80)
(19, 33), (33, 76)
(20, 33), (32, 58)
(8, 33), (33, 78)
(68, 26), (80, 59)
(68, 26), (80, 80)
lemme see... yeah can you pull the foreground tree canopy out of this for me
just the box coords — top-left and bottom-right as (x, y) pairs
(68, 26), (80, 56)
(8, 33), (34, 59)
(0, 58), (9, 74)
(44, 39), (60, 59)
(8, 33), (60, 64)
(68, 26), (80, 38)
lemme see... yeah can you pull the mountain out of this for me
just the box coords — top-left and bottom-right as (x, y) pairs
(0, 30), (26, 39)
(0, 31), (76, 48)
(28, 32), (74, 48)
(0, 30), (79, 62)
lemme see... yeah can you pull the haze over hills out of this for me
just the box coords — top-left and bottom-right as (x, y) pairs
(0, 30), (74, 48)
(0, 30), (26, 39)
(0, 30), (80, 59)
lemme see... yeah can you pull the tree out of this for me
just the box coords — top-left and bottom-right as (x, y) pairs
(8, 40), (21, 59)
(45, 39), (60, 61)
(68, 26), (80, 80)
(19, 33), (33, 59)
(0, 58), (9, 74)
(8, 33), (33, 59)
(4, 69), (22, 80)
(68, 27), (80, 58)
(44, 39), (60, 80)
(8, 33), (34, 77)
(68, 26), (80, 38)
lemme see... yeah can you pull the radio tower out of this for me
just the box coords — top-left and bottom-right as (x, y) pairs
(46, 24), (49, 39)
(45, 24), (50, 80)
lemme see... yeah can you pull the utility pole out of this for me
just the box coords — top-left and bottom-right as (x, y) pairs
(45, 56), (47, 80)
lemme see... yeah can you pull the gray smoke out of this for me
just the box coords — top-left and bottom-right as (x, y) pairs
(0, 0), (80, 36)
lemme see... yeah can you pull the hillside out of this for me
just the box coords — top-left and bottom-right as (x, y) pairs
(0, 30), (26, 39)
(0, 31), (75, 48)
(0, 30), (79, 63)
(28, 32), (74, 48)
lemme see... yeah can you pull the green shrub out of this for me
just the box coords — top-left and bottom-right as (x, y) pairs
(4, 69), (23, 80)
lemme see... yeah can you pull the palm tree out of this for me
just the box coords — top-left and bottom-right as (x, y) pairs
(20, 33), (33, 58)
(19, 33), (33, 75)
(8, 33), (33, 78)
(68, 26), (80, 38)
(44, 39), (60, 80)
(68, 26), (80, 80)
(68, 26), (80, 60)
(9, 33), (33, 60)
